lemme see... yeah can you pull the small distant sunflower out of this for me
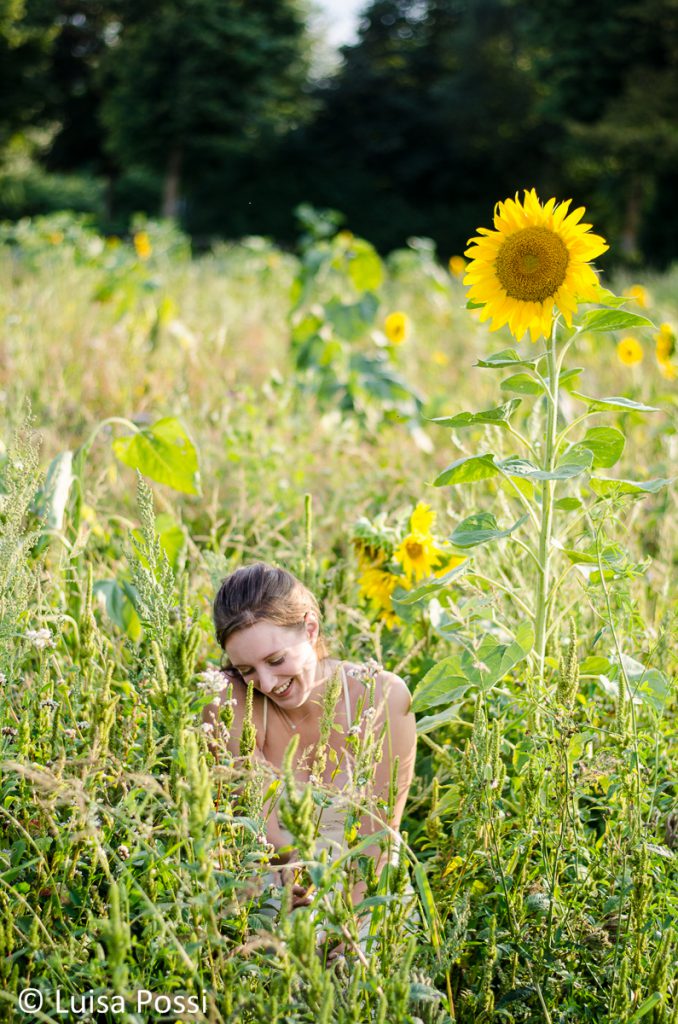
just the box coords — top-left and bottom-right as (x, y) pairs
(625, 283), (649, 309)
(410, 501), (436, 534)
(464, 188), (608, 342)
(448, 255), (466, 278)
(658, 360), (677, 381)
(384, 311), (411, 345)
(616, 336), (643, 366)
(394, 530), (440, 582)
(431, 350), (449, 366)
(133, 231), (152, 260)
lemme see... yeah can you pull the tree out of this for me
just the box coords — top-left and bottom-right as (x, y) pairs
(99, 0), (311, 220)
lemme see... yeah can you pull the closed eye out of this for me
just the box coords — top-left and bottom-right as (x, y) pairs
(236, 655), (286, 676)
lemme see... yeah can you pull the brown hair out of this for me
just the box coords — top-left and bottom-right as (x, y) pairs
(213, 562), (328, 657)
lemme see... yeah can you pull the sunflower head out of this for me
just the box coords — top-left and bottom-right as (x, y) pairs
(655, 322), (676, 363)
(625, 283), (649, 309)
(384, 311), (411, 345)
(464, 188), (608, 343)
(448, 255), (466, 278)
(617, 336), (643, 366)
(134, 231), (152, 260)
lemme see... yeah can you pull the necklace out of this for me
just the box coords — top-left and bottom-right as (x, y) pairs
(278, 704), (315, 731)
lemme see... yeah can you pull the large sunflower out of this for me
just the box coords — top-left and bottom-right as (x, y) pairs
(464, 189), (608, 342)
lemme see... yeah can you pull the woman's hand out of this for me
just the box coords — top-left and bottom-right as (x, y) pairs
(278, 866), (314, 908)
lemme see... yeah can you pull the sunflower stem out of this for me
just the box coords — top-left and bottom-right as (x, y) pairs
(534, 319), (560, 684)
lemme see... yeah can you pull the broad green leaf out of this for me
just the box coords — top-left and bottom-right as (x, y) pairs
(34, 450), (74, 530)
(416, 704), (465, 735)
(579, 656), (612, 675)
(390, 563), (467, 607)
(554, 497), (582, 511)
(576, 309), (654, 333)
(112, 417), (201, 495)
(620, 655), (670, 712)
(411, 662), (471, 713)
(500, 373), (543, 395)
(590, 476), (671, 498)
(430, 399), (521, 429)
(476, 348), (541, 369)
(499, 448), (593, 480)
(627, 993), (662, 1023)
(571, 393), (659, 413)
(450, 512), (528, 548)
(576, 427), (625, 468)
(585, 289), (629, 308)
(326, 293), (378, 340)
(434, 453), (498, 487)
(346, 239), (384, 292)
(459, 622), (534, 692)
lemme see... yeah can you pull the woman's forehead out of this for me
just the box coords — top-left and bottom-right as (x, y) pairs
(225, 619), (301, 661)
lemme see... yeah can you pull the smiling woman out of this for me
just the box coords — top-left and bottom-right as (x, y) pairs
(202, 562), (417, 946)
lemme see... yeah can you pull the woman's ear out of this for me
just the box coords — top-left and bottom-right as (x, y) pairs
(304, 610), (319, 644)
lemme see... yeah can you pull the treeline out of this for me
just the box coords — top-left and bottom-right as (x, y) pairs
(1, 0), (677, 264)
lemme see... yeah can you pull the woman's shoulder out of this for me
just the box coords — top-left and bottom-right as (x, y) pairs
(342, 660), (412, 714)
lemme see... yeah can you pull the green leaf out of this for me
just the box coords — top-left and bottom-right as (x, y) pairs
(346, 239), (384, 292)
(326, 293), (378, 340)
(94, 579), (141, 640)
(554, 497), (582, 511)
(576, 427), (625, 468)
(34, 451), (74, 530)
(476, 348), (540, 369)
(112, 417), (201, 495)
(579, 656), (612, 675)
(434, 453), (498, 486)
(411, 623), (533, 711)
(576, 309), (655, 333)
(571, 393), (659, 413)
(390, 564), (467, 607)
(498, 448), (593, 480)
(627, 993), (662, 1023)
(450, 512), (528, 548)
(430, 399), (521, 429)
(590, 476), (672, 498)
(416, 704), (465, 735)
(500, 373), (543, 395)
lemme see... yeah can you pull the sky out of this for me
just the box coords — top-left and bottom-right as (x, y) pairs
(311, 0), (365, 48)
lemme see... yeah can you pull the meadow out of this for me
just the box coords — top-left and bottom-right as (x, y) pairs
(0, 207), (676, 1023)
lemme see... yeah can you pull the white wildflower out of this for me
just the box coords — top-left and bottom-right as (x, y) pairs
(118, 845), (131, 861)
(200, 722), (214, 734)
(197, 667), (232, 693)
(26, 628), (54, 651)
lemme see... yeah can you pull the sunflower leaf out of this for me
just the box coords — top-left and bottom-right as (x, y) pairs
(428, 400), (521, 428)
(576, 309), (654, 333)
(476, 348), (542, 369)
(112, 417), (201, 495)
(590, 476), (672, 498)
(500, 373), (543, 395)
(573, 427), (625, 468)
(498, 448), (593, 480)
(450, 512), (529, 548)
(434, 453), (498, 486)
(570, 393), (659, 413)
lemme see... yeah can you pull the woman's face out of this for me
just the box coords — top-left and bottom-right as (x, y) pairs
(224, 617), (320, 709)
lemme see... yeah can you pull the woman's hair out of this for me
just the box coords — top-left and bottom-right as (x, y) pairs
(213, 562), (328, 657)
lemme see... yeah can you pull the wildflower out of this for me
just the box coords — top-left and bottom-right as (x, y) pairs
(133, 231), (152, 260)
(431, 350), (449, 366)
(658, 360), (677, 381)
(464, 188), (608, 342)
(448, 255), (466, 277)
(48, 231), (64, 245)
(200, 722), (214, 734)
(383, 311), (411, 345)
(197, 667), (232, 694)
(118, 845), (131, 861)
(1, 726), (18, 738)
(39, 699), (58, 710)
(394, 530), (440, 582)
(617, 336), (643, 366)
(26, 628), (54, 650)
(625, 283), (648, 308)
(364, 707), (376, 721)
(77, 720), (89, 730)
(655, 322), (675, 362)
(63, 728), (76, 740)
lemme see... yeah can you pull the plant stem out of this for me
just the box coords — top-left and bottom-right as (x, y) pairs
(534, 321), (560, 683)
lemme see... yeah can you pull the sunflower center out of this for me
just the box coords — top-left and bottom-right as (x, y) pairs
(406, 541), (424, 559)
(495, 226), (569, 303)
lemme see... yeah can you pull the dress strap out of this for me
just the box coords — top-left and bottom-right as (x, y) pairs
(262, 693), (268, 739)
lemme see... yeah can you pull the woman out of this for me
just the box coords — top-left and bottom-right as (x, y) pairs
(202, 562), (417, 925)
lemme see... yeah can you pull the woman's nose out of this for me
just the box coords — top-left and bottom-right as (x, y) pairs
(257, 666), (280, 693)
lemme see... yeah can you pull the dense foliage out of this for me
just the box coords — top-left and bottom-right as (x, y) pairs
(0, 212), (676, 1021)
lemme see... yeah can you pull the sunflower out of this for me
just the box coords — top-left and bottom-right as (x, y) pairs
(358, 567), (403, 627)
(384, 311), (411, 345)
(448, 255), (466, 278)
(410, 501), (436, 534)
(394, 530), (441, 582)
(464, 188), (608, 343)
(133, 231), (152, 260)
(616, 336), (643, 366)
(625, 283), (649, 309)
